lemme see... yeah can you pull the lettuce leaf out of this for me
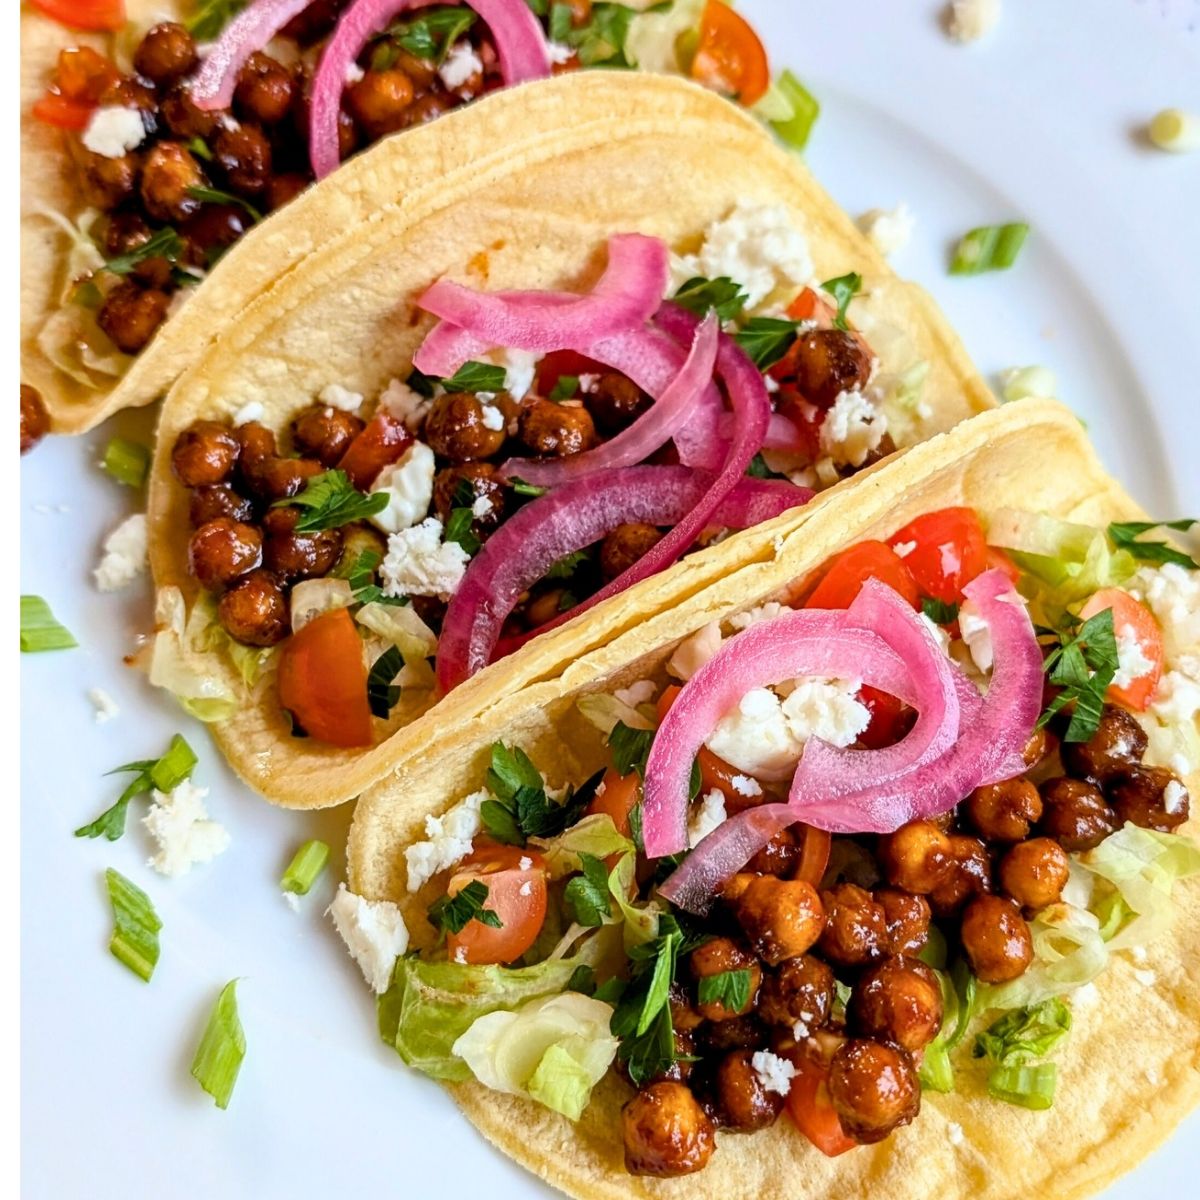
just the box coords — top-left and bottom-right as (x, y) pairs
(532, 813), (634, 880)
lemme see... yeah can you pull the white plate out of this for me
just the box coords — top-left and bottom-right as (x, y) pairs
(22, 3), (1200, 1195)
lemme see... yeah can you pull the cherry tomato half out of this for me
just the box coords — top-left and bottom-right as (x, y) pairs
(31, 91), (94, 130)
(690, 0), (770, 106)
(535, 349), (605, 395)
(785, 1053), (858, 1157)
(856, 684), (909, 750)
(337, 411), (411, 490)
(586, 768), (641, 837)
(446, 845), (548, 965)
(30, 0), (125, 32)
(1079, 588), (1164, 711)
(805, 541), (921, 611)
(887, 507), (988, 604)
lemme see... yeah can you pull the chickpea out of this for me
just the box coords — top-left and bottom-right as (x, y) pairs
(1109, 766), (1191, 833)
(241, 450), (323, 501)
(291, 404), (365, 467)
(78, 149), (138, 208)
(819, 882), (888, 967)
(336, 105), (360, 159)
(827, 1039), (920, 1144)
(1060, 705), (1148, 784)
(714, 1049), (786, 1131)
(734, 876), (825, 965)
(720, 872), (757, 906)
(622, 1082), (715, 1177)
(518, 398), (597, 457)
(21, 385), (50, 454)
(188, 518), (263, 589)
(218, 568), (289, 646)
(583, 371), (649, 432)
(847, 956), (943, 1052)
(161, 84), (223, 140)
(965, 777), (1043, 842)
(688, 937), (761, 1021)
(999, 838), (1070, 910)
(432, 464), (506, 530)
(139, 142), (204, 223)
(265, 171), (309, 211)
(280, 0), (343, 44)
(234, 52), (296, 125)
(181, 204), (251, 257)
(235, 420), (277, 468)
(757, 954), (834, 1031)
(424, 392), (507, 463)
(699, 1013), (767, 1053)
(787, 330), (873, 410)
(665, 1028), (697, 1085)
(97, 283), (171, 354)
(346, 68), (416, 138)
(927, 834), (993, 918)
(262, 506), (343, 580)
(1039, 777), (1118, 851)
(103, 210), (152, 258)
(133, 22), (197, 85)
(171, 420), (240, 487)
(1022, 726), (1057, 768)
(960, 895), (1033, 983)
(189, 483), (254, 527)
(877, 820), (953, 893)
(98, 76), (156, 113)
(600, 522), (663, 583)
(875, 888), (931, 956)
(668, 982), (705, 1034)
(214, 123), (272, 196)
(404, 92), (453, 127)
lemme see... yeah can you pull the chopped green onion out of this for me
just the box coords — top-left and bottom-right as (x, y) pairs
(20, 595), (77, 652)
(1147, 108), (1200, 153)
(986, 1061), (1057, 1110)
(105, 868), (162, 982)
(950, 223), (1030, 275)
(102, 437), (151, 488)
(190, 980), (246, 1110)
(151, 734), (199, 791)
(770, 70), (820, 151)
(281, 840), (330, 895)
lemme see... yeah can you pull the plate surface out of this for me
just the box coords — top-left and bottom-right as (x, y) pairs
(21, 2), (1200, 1195)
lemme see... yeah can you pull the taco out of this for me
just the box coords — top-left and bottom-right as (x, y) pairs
(142, 71), (992, 809)
(341, 397), (1200, 1200)
(21, 0), (808, 435)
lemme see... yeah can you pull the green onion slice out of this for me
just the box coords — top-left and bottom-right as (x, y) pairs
(151, 734), (199, 792)
(771, 70), (820, 151)
(102, 437), (151, 488)
(986, 1061), (1057, 1110)
(105, 868), (162, 982)
(20, 595), (77, 652)
(281, 839), (331, 895)
(950, 223), (1030, 275)
(190, 980), (246, 1110)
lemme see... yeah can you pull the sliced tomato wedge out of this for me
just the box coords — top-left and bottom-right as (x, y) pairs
(856, 684), (908, 750)
(535, 349), (605, 395)
(446, 845), (548, 965)
(887, 507), (988, 604)
(32, 91), (94, 130)
(805, 540), (921, 611)
(337, 411), (412, 490)
(586, 768), (641, 837)
(56, 45), (121, 100)
(785, 1054), (858, 1157)
(1079, 588), (1164, 711)
(276, 608), (373, 748)
(786, 287), (837, 327)
(690, 0), (770, 106)
(30, 0), (125, 32)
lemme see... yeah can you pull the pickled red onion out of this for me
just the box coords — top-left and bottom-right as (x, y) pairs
(309, 0), (550, 178)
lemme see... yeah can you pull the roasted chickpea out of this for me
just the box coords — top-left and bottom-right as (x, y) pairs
(188, 483), (254, 527)
(280, 0), (343, 43)
(757, 954), (834, 1031)
(188, 517), (263, 589)
(265, 171), (309, 211)
(261, 506), (343, 580)
(875, 888), (931, 956)
(927, 835), (993, 918)
(1060, 705), (1148, 784)
(133, 22), (197, 84)
(689, 938), (761, 1021)
(714, 1049), (787, 1131)
(582, 371), (649, 432)
(171, 420), (240, 487)
(699, 1014), (767, 1053)
(432, 464), (506, 529)
(404, 92), (453, 126)
(218, 568), (289, 646)
(622, 1082), (715, 1178)
(720, 872), (757, 906)
(744, 828), (805, 877)
(1109, 766), (1191, 833)
(423, 392), (507, 463)
(965, 777), (1043, 842)
(960, 895), (1033, 983)
(827, 1039), (920, 1144)
(1022, 726), (1057, 768)
(234, 52), (296, 125)
(78, 149), (138, 208)
(999, 838), (1070, 910)
(669, 982), (705, 1034)
(21, 385), (50, 454)
(97, 283), (171, 354)
(518, 398), (597, 457)
(140, 141), (206, 223)
(877, 820), (953, 894)
(98, 75), (156, 114)
(103, 210), (152, 258)
(819, 882), (888, 967)
(345, 68), (416, 138)
(787, 330), (873, 410)
(600, 522), (663, 583)
(161, 85), (223, 139)
(847, 956), (943, 1052)
(1039, 777), (1118, 851)
(214, 123), (273, 196)
(241, 451), (323, 501)
(181, 203), (251, 256)
(235, 420), (277, 467)
(735, 876), (825, 966)
(291, 404), (365, 467)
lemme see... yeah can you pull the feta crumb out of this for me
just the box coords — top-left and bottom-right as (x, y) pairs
(471, 494), (493, 519)
(381, 517), (470, 599)
(819, 390), (887, 467)
(88, 687), (120, 723)
(479, 403), (505, 432)
(142, 781), (230, 878)
(328, 883), (409, 993)
(1130, 564), (1200, 662)
(780, 677), (871, 747)
(94, 513), (148, 592)
(614, 680), (657, 708)
(380, 377), (432, 431)
(518, 856), (533, 871)
(857, 204), (915, 257)
(231, 400), (265, 425)
(947, 1121), (965, 1147)
(1113, 629), (1155, 690)
(708, 688), (802, 778)
(82, 106), (145, 158)
(668, 620), (723, 681)
(345, 62), (365, 85)
(578, 373), (600, 394)
(688, 790), (727, 848)
(404, 790), (486, 892)
(1164, 780), (1189, 815)
(729, 602), (787, 632)
(438, 41), (483, 90)
(518, 880), (533, 897)
(283, 891), (301, 913)
(958, 599), (994, 673)
(318, 383), (363, 412)
(499, 349), (539, 401)
(369, 441), (436, 534)
(893, 540), (917, 559)
(750, 1050), (797, 1096)
(947, 0), (1001, 43)
(1152, 666), (1200, 726)
(1072, 981), (1100, 1010)
(1131, 945), (1148, 964)
(1133, 967), (1157, 987)
(731, 774), (762, 798)
(546, 40), (575, 65)
(792, 1018), (810, 1039)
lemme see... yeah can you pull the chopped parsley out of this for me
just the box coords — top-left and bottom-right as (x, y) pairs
(378, 5), (477, 65)
(339, 548), (406, 607)
(564, 853), (613, 927)
(921, 597), (960, 625)
(697, 968), (752, 1013)
(102, 227), (186, 278)
(366, 646), (404, 718)
(820, 272), (862, 331)
(548, 374), (580, 402)
(405, 366), (439, 398)
(186, 0), (247, 41)
(428, 880), (503, 936)
(76, 734), (198, 841)
(279, 470), (389, 532)
(544, 548), (590, 581)
(553, 1), (665, 68)
(733, 316), (801, 370)
(186, 185), (262, 224)
(1037, 608), (1119, 742)
(608, 720), (655, 778)
(479, 743), (594, 845)
(672, 276), (749, 322)
(1107, 519), (1198, 570)
(444, 477), (482, 556)
(441, 361), (507, 394)
(611, 914), (685, 1085)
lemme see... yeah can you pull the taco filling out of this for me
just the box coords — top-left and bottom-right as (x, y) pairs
(338, 503), (1198, 1176)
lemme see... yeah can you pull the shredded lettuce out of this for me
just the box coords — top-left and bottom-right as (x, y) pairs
(532, 814), (635, 880)
(289, 577), (353, 632)
(149, 588), (240, 722)
(624, 0), (705, 73)
(356, 601), (437, 689)
(576, 691), (655, 736)
(608, 852), (661, 949)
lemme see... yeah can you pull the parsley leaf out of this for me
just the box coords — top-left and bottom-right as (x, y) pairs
(611, 914), (684, 1085)
(406, 366), (439, 398)
(186, 185), (262, 224)
(557, 1), (655, 67)
(1107, 519), (1198, 570)
(366, 646), (404, 718)
(608, 720), (654, 778)
(689, 759), (702, 802)
(921, 597), (960, 624)
(697, 968), (752, 1013)
(566, 964), (597, 995)
(672, 276), (749, 322)
(544, 548), (590, 581)
(428, 880), (503, 936)
(279, 470), (389, 532)
(479, 798), (525, 846)
(444, 507), (482, 555)
(383, 5), (477, 63)
(820, 272), (863, 331)
(482, 744), (593, 844)
(548, 375), (580, 402)
(75, 735), (198, 841)
(745, 452), (788, 480)
(442, 361), (507, 394)
(103, 227), (186, 278)
(1038, 608), (1119, 742)
(734, 316), (801, 370)
(338, 547), (406, 607)
(186, 0), (247, 41)
(564, 853), (613, 927)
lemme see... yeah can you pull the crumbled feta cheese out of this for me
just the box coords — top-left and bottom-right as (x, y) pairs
(318, 383), (363, 412)
(819, 390), (887, 467)
(88, 687), (120, 723)
(1113, 629), (1155, 690)
(328, 883), (410, 993)
(1152, 665), (1200, 726)
(668, 621), (723, 681)
(614, 680), (657, 708)
(82, 106), (145, 158)
(381, 517), (470, 598)
(499, 349), (539, 401)
(750, 1050), (797, 1096)
(438, 41), (483, 90)
(947, 0), (1001, 43)
(893, 540), (917, 559)
(369, 441), (436, 534)
(546, 40), (575, 65)
(345, 62), (365, 84)
(1071, 981), (1100, 1010)
(1164, 780), (1189, 815)
(94, 513), (148, 592)
(519, 880), (533, 896)
(780, 677), (871, 746)
(231, 400), (265, 425)
(283, 891), (301, 913)
(1130, 564), (1200, 662)
(688, 790), (727, 848)
(479, 403), (505, 432)
(471, 494), (494, 519)
(731, 774), (762, 798)
(946, 1121), (965, 1146)
(380, 377), (432, 431)
(142, 781), (230, 878)
(857, 204), (915, 257)
(729, 602), (787, 631)
(999, 365), (1057, 403)
(958, 599), (994, 673)
(404, 790), (486, 892)
(708, 688), (802, 777)
(518, 856), (533, 870)
(578, 373), (600, 394)
(674, 202), (814, 310)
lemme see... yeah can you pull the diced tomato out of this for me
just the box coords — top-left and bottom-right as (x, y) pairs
(986, 546), (1023, 587)
(793, 825), (832, 886)
(856, 684), (908, 750)
(31, 91), (94, 130)
(276, 608), (373, 748)
(535, 349), (604, 395)
(336, 411), (412, 490)
(586, 768), (641, 837)
(805, 541), (921, 611)
(887, 507), (989, 604)
(786, 288), (836, 327)
(691, 0), (770, 106)
(772, 388), (823, 461)
(30, 0), (125, 32)
(785, 1054), (858, 1157)
(1079, 588), (1164, 711)
(56, 45), (120, 101)
(446, 845), (548, 965)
